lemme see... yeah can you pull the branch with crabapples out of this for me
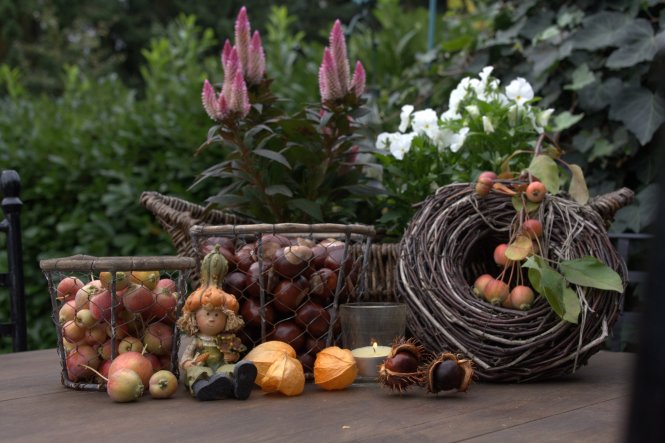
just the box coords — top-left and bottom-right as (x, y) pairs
(472, 145), (624, 324)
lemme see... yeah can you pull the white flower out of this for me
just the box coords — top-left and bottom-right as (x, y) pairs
(448, 77), (471, 113)
(398, 105), (414, 133)
(440, 109), (461, 122)
(479, 66), (494, 85)
(389, 133), (416, 160)
(537, 108), (554, 127)
(465, 105), (480, 117)
(411, 109), (439, 139)
(482, 116), (495, 134)
(376, 132), (392, 150)
(449, 127), (470, 152)
(506, 77), (534, 105)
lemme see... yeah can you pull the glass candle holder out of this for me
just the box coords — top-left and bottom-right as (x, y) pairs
(339, 302), (407, 381)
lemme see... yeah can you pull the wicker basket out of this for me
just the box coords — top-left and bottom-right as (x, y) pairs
(40, 255), (195, 391)
(188, 223), (375, 372)
(140, 191), (399, 301)
(397, 184), (633, 382)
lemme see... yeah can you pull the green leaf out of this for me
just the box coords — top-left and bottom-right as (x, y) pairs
(589, 139), (616, 162)
(552, 111), (584, 132)
(505, 235), (533, 261)
(572, 12), (632, 50)
(567, 163), (589, 205)
(564, 64), (595, 91)
(265, 184), (293, 197)
(206, 194), (248, 208)
(253, 149), (292, 169)
(578, 77), (623, 113)
(287, 199), (323, 221)
(512, 195), (540, 213)
(524, 256), (566, 319)
(559, 256), (623, 292)
(606, 21), (661, 69)
(528, 155), (560, 195)
(562, 287), (581, 324)
(609, 86), (665, 145)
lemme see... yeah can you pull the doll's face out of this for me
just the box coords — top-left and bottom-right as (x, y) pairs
(195, 308), (227, 336)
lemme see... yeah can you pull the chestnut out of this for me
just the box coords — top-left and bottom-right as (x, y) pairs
(223, 271), (247, 298)
(245, 261), (277, 300)
(269, 321), (305, 352)
(310, 244), (329, 269)
(273, 245), (313, 279)
(323, 247), (353, 275)
(305, 336), (327, 355)
(295, 301), (331, 338)
(309, 268), (338, 304)
(240, 298), (275, 328)
(298, 353), (316, 373)
(294, 237), (316, 248)
(273, 276), (309, 313)
(236, 243), (256, 272)
(237, 326), (263, 349)
(200, 236), (235, 254)
(258, 234), (290, 261)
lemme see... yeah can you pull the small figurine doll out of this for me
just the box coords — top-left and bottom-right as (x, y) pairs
(176, 246), (257, 401)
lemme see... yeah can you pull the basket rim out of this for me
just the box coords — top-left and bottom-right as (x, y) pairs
(190, 222), (376, 237)
(39, 254), (196, 272)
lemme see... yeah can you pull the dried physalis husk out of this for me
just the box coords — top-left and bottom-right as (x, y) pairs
(378, 337), (426, 393)
(261, 353), (305, 396)
(426, 352), (474, 394)
(314, 346), (358, 391)
(245, 341), (297, 386)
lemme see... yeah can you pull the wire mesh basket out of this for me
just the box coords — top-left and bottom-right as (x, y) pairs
(189, 223), (375, 372)
(40, 255), (195, 391)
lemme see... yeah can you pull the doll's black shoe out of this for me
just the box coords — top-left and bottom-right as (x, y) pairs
(193, 373), (234, 401)
(233, 360), (257, 400)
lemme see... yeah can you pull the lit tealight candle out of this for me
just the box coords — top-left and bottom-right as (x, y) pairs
(351, 342), (392, 378)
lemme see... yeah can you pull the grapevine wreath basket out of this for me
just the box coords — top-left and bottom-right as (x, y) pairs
(397, 183), (633, 383)
(140, 191), (400, 300)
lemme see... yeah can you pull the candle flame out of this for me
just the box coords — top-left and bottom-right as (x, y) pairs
(372, 341), (378, 353)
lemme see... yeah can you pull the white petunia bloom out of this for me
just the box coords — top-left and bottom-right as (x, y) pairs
(482, 116), (495, 134)
(411, 109), (439, 140)
(465, 105), (480, 117)
(376, 132), (392, 150)
(479, 66), (494, 85)
(389, 133), (416, 160)
(440, 109), (461, 122)
(432, 128), (454, 151)
(448, 77), (472, 113)
(537, 108), (554, 127)
(506, 77), (534, 105)
(449, 127), (470, 152)
(398, 105), (414, 133)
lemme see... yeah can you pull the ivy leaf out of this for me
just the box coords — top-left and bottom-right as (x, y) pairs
(564, 64), (595, 91)
(562, 287), (581, 324)
(567, 163), (589, 205)
(253, 149), (292, 169)
(606, 21), (661, 69)
(524, 256), (566, 319)
(552, 111), (584, 132)
(528, 154), (560, 195)
(559, 256), (623, 292)
(609, 86), (665, 145)
(265, 185), (293, 197)
(578, 77), (623, 113)
(589, 139), (616, 162)
(505, 235), (533, 261)
(572, 12), (632, 51)
(287, 199), (323, 221)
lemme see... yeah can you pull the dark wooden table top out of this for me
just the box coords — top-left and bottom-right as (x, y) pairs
(0, 349), (633, 442)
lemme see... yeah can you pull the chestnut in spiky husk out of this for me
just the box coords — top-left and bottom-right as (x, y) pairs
(378, 338), (426, 392)
(425, 352), (474, 394)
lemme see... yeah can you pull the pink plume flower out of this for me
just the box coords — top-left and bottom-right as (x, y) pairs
(234, 6), (251, 74)
(222, 47), (240, 98)
(246, 30), (266, 85)
(350, 61), (366, 97)
(228, 69), (251, 118)
(320, 47), (343, 101)
(201, 79), (229, 121)
(318, 62), (330, 101)
(221, 40), (233, 68)
(329, 20), (350, 91)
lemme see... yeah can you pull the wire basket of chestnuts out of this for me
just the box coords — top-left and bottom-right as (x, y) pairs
(397, 183), (633, 382)
(189, 223), (375, 373)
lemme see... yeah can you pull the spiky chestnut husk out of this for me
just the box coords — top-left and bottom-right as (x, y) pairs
(424, 352), (474, 394)
(378, 337), (427, 392)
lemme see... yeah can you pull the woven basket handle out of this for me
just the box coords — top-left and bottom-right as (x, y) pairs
(587, 187), (634, 222)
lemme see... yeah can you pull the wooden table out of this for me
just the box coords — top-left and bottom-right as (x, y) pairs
(0, 349), (633, 442)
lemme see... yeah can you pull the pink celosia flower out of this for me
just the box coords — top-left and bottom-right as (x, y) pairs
(350, 61), (366, 97)
(227, 70), (251, 118)
(222, 47), (241, 99)
(246, 31), (266, 85)
(201, 79), (229, 121)
(320, 47), (343, 101)
(221, 40), (233, 69)
(234, 7), (251, 74)
(329, 20), (350, 93)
